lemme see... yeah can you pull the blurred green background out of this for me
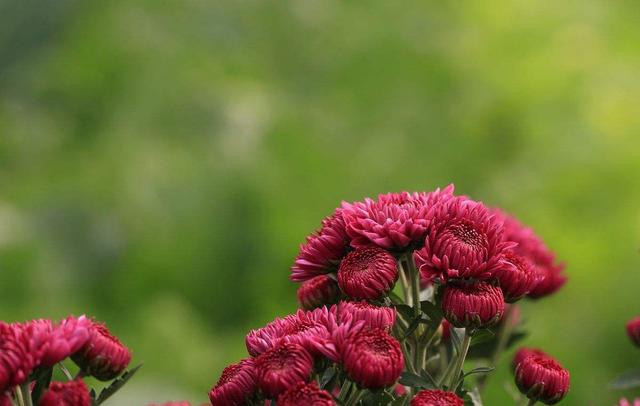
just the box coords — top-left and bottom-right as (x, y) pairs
(1, 0), (639, 404)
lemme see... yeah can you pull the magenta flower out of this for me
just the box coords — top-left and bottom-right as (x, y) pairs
(291, 208), (350, 282)
(341, 328), (403, 389)
(496, 210), (567, 298)
(626, 316), (640, 348)
(39, 379), (91, 406)
(209, 358), (257, 406)
(512, 347), (549, 371)
(442, 281), (505, 329)
(619, 399), (640, 406)
(411, 389), (464, 406)
(415, 196), (514, 281)
(277, 382), (335, 406)
(338, 247), (398, 300)
(341, 186), (454, 251)
(334, 301), (396, 331)
(297, 275), (341, 310)
(0, 322), (35, 391)
(24, 316), (91, 368)
(515, 354), (570, 405)
(71, 320), (131, 381)
(148, 403), (191, 406)
(255, 342), (313, 398)
(493, 252), (540, 303)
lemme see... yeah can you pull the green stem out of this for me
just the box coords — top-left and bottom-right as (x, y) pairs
(14, 388), (24, 406)
(446, 329), (472, 389)
(478, 305), (515, 392)
(58, 363), (74, 381)
(338, 379), (352, 402)
(347, 388), (365, 406)
(405, 255), (421, 316)
(20, 383), (32, 406)
(526, 399), (537, 406)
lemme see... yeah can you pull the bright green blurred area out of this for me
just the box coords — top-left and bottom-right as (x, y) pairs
(1, 0), (640, 404)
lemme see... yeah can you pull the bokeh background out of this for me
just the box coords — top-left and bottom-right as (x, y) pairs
(1, 0), (640, 404)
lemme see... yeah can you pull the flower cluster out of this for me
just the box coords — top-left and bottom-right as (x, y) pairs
(210, 185), (569, 405)
(0, 315), (134, 406)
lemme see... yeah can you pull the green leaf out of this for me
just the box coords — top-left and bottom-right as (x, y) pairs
(95, 364), (142, 405)
(465, 387), (484, 406)
(362, 389), (393, 406)
(402, 315), (422, 339)
(30, 367), (53, 404)
(463, 367), (494, 378)
(420, 300), (442, 320)
(470, 330), (494, 347)
(450, 327), (464, 353)
(320, 367), (336, 389)
(419, 368), (438, 388)
(394, 304), (414, 322)
(398, 371), (435, 389)
(388, 291), (404, 305)
(609, 368), (640, 390)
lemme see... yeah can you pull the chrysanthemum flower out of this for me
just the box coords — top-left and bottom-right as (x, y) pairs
(338, 247), (398, 300)
(209, 358), (256, 406)
(277, 382), (335, 406)
(440, 319), (452, 343)
(341, 328), (403, 389)
(496, 210), (567, 298)
(512, 347), (548, 371)
(619, 398), (640, 406)
(297, 275), (341, 310)
(25, 316), (91, 368)
(334, 301), (396, 331)
(410, 389), (464, 406)
(255, 343), (313, 399)
(0, 322), (35, 391)
(71, 320), (131, 381)
(515, 354), (570, 405)
(626, 316), (640, 347)
(245, 307), (333, 357)
(291, 209), (350, 282)
(148, 403), (191, 406)
(493, 252), (539, 303)
(39, 379), (91, 406)
(442, 282), (505, 329)
(415, 197), (514, 281)
(341, 186), (454, 251)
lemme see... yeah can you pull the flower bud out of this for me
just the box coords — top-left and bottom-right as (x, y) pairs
(512, 347), (548, 371)
(411, 389), (464, 406)
(341, 328), (403, 389)
(39, 380), (91, 406)
(297, 275), (341, 310)
(335, 301), (396, 330)
(255, 343), (313, 399)
(515, 354), (570, 405)
(71, 320), (131, 381)
(626, 316), (640, 347)
(209, 358), (256, 406)
(338, 247), (398, 300)
(442, 282), (505, 329)
(277, 382), (335, 406)
(493, 252), (539, 302)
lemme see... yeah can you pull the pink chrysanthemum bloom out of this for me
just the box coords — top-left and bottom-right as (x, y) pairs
(442, 282), (505, 329)
(334, 301), (396, 331)
(277, 382), (335, 406)
(25, 316), (91, 368)
(0, 322), (35, 391)
(341, 186), (455, 251)
(619, 399), (640, 406)
(493, 252), (539, 303)
(515, 354), (570, 405)
(496, 210), (567, 298)
(297, 275), (341, 310)
(148, 403), (191, 406)
(0, 395), (11, 406)
(245, 307), (333, 357)
(626, 316), (640, 347)
(209, 358), (256, 406)
(411, 389), (464, 406)
(39, 379), (91, 406)
(338, 247), (398, 300)
(71, 320), (131, 381)
(415, 196), (514, 281)
(291, 209), (350, 282)
(512, 347), (548, 371)
(255, 342), (313, 399)
(341, 328), (403, 389)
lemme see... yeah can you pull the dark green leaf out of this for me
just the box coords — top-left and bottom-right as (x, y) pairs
(609, 368), (640, 390)
(470, 330), (494, 347)
(394, 304), (414, 322)
(419, 368), (438, 388)
(450, 327), (464, 353)
(30, 367), (53, 404)
(402, 315), (422, 339)
(420, 300), (442, 320)
(95, 364), (142, 405)
(362, 389), (393, 406)
(463, 367), (494, 378)
(391, 395), (408, 406)
(399, 371), (434, 389)
(320, 367), (336, 389)
(464, 387), (483, 406)
(388, 291), (404, 305)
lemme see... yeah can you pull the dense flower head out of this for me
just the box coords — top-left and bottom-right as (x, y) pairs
(496, 210), (567, 298)
(255, 342), (313, 399)
(338, 247), (398, 300)
(334, 301), (396, 330)
(291, 209), (350, 282)
(0, 322), (35, 391)
(209, 358), (256, 406)
(341, 328), (403, 389)
(71, 320), (131, 381)
(442, 281), (505, 329)
(341, 186), (454, 251)
(277, 382), (335, 406)
(513, 347), (549, 371)
(515, 354), (570, 405)
(411, 389), (464, 406)
(415, 196), (514, 281)
(245, 307), (332, 357)
(26, 316), (91, 368)
(626, 316), (640, 347)
(297, 275), (341, 310)
(39, 379), (91, 406)
(493, 252), (539, 302)
(619, 399), (640, 406)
